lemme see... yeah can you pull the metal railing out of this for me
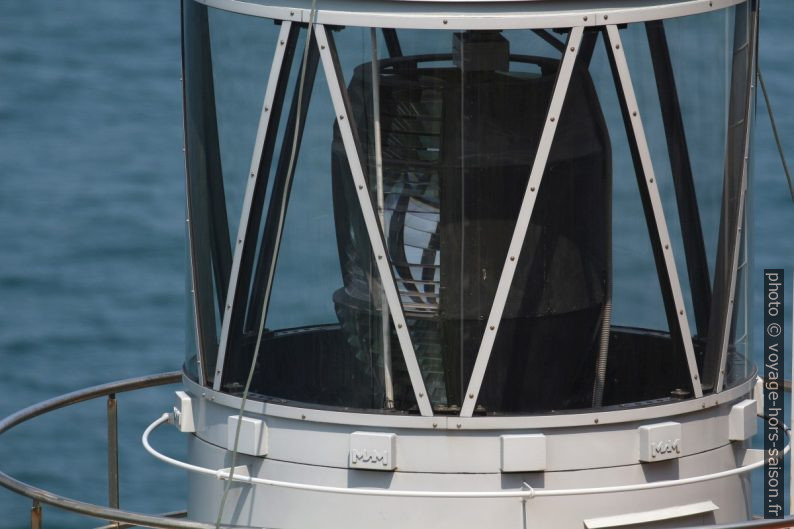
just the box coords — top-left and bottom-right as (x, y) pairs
(2, 371), (794, 529)
(0, 371), (216, 529)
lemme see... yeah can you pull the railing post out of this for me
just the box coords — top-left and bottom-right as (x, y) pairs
(107, 393), (120, 527)
(30, 500), (41, 529)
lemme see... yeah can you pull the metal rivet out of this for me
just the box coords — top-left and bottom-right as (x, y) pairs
(603, 14), (609, 20)
(443, 19), (448, 24)
(398, 323), (403, 329)
(226, 305), (231, 310)
(321, 45), (326, 50)
(702, 403), (706, 409)
(339, 115), (344, 120)
(358, 185), (364, 190)
(238, 239), (242, 244)
(250, 172), (255, 178)
(632, 111), (638, 117)
(433, 422), (438, 428)
(510, 256), (516, 261)
(679, 310), (684, 315)
(530, 187), (536, 192)
(616, 44), (620, 49)
(594, 418), (599, 424)
(583, 16), (588, 21)
(694, 375), (699, 380)
(570, 47), (575, 52)
(418, 392), (424, 397)
(290, 10), (295, 15)
(649, 178), (654, 183)
(378, 255), (383, 260)
(280, 40), (285, 45)
(456, 422), (462, 429)
(550, 117), (555, 122)
(490, 325), (495, 331)
(301, 414), (306, 420)
(469, 393), (474, 399)
(664, 244), (669, 249)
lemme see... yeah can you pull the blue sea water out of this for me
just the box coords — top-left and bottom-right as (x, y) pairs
(0, 1), (792, 528)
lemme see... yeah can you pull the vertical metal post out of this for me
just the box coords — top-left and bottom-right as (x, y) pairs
(370, 28), (395, 409)
(107, 394), (119, 515)
(30, 500), (41, 529)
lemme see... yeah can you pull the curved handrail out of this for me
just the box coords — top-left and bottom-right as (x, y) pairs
(3, 372), (794, 529)
(0, 372), (219, 529)
(143, 412), (791, 499)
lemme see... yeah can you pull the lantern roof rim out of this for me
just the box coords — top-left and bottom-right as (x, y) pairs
(197, 0), (742, 29)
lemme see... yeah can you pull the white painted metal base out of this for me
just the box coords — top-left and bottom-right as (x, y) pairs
(187, 434), (750, 528)
(182, 383), (756, 529)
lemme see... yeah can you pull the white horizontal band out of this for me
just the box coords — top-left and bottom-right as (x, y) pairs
(144, 412), (786, 498)
(195, 0), (744, 30)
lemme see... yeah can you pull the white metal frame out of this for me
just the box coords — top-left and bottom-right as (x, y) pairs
(460, 27), (585, 417)
(195, 0), (744, 31)
(212, 22), (294, 391)
(315, 23), (433, 416)
(604, 24), (703, 398)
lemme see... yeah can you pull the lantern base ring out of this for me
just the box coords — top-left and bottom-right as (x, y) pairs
(143, 412), (787, 499)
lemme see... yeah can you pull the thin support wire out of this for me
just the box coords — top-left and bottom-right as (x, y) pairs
(757, 66), (794, 203)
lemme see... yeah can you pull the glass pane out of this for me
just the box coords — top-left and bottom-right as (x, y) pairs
(208, 7), (278, 243)
(183, 0), (226, 385)
(191, 6), (751, 412)
(703, 0), (753, 390)
(216, 26), (421, 412)
(185, 231), (199, 382)
(471, 30), (607, 413)
(359, 30), (572, 413)
(182, 1), (280, 386)
(726, 215), (750, 385)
